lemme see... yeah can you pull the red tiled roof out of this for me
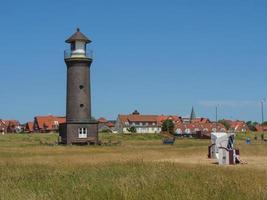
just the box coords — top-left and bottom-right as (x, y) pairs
(35, 115), (66, 130)
(157, 115), (182, 126)
(191, 118), (210, 124)
(26, 122), (34, 132)
(255, 124), (267, 132)
(3, 120), (20, 127)
(106, 121), (115, 127)
(175, 122), (226, 133)
(175, 123), (185, 132)
(118, 114), (182, 126)
(228, 120), (249, 132)
(118, 114), (158, 123)
(98, 117), (108, 123)
(0, 120), (6, 129)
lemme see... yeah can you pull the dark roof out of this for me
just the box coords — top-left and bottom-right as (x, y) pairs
(65, 28), (91, 43)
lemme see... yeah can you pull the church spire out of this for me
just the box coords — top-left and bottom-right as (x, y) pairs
(190, 106), (196, 122)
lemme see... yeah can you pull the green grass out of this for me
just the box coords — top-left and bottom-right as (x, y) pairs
(235, 131), (267, 140)
(0, 133), (266, 200)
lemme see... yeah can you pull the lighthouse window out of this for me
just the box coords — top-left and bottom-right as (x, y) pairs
(80, 104), (84, 108)
(79, 85), (84, 89)
(78, 128), (87, 138)
(71, 43), (76, 51)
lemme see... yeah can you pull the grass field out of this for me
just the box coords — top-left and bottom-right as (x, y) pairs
(0, 133), (266, 200)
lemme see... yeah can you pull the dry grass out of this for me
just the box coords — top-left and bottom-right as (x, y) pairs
(0, 133), (266, 200)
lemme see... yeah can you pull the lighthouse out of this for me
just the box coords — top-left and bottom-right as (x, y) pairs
(59, 28), (98, 145)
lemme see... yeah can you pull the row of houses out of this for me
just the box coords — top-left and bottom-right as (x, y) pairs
(115, 111), (181, 134)
(0, 116), (111, 134)
(114, 111), (225, 135)
(1, 110), (266, 134)
(24, 115), (115, 133)
(224, 120), (250, 133)
(114, 110), (254, 135)
(0, 116), (66, 134)
(0, 120), (21, 133)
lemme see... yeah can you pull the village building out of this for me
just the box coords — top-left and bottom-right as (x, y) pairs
(0, 120), (7, 134)
(115, 109), (227, 136)
(34, 115), (66, 133)
(203, 122), (226, 133)
(0, 120), (21, 133)
(115, 112), (160, 134)
(157, 115), (183, 126)
(255, 124), (267, 132)
(191, 117), (211, 124)
(182, 117), (191, 124)
(98, 117), (115, 132)
(176, 109), (217, 136)
(175, 121), (226, 135)
(115, 110), (181, 134)
(25, 122), (34, 133)
(228, 120), (250, 133)
(106, 121), (115, 131)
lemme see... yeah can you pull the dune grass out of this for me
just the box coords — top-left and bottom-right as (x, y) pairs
(0, 133), (266, 200)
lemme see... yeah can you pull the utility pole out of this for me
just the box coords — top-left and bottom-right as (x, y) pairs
(216, 106), (218, 124)
(261, 99), (265, 137)
(261, 99), (265, 125)
(215, 105), (219, 132)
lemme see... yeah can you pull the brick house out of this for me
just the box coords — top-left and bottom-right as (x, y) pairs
(191, 118), (211, 124)
(228, 120), (250, 133)
(175, 121), (226, 136)
(34, 115), (66, 133)
(25, 122), (34, 133)
(157, 115), (183, 127)
(255, 124), (267, 132)
(0, 119), (7, 134)
(2, 120), (21, 133)
(98, 117), (115, 132)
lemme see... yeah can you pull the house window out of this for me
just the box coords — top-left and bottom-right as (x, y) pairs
(185, 128), (191, 134)
(79, 85), (84, 89)
(78, 128), (87, 138)
(176, 129), (182, 134)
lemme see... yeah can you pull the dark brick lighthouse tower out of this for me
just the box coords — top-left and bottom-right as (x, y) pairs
(59, 28), (98, 145)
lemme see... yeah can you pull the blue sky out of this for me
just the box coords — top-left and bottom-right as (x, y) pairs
(0, 0), (266, 123)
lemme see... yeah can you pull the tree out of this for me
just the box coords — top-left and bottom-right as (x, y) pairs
(253, 121), (259, 126)
(218, 120), (231, 130)
(161, 119), (175, 134)
(262, 121), (267, 126)
(127, 126), (136, 133)
(246, 121), (258, 132)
